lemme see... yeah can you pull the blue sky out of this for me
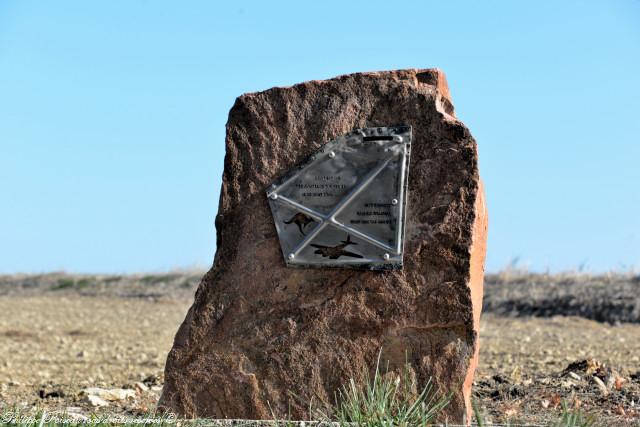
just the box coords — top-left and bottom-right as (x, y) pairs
(1, 1), (639, 273)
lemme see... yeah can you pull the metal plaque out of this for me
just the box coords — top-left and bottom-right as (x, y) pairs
(267, 126), (411, 270)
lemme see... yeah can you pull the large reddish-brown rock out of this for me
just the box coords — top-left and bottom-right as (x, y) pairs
(159, 69), (487, 423)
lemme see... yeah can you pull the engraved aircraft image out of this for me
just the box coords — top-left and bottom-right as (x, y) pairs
(284, 212), (316, 236)
(310, 235), (363, 259)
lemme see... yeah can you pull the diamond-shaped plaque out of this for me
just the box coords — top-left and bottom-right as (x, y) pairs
(267, 126), (411, 269)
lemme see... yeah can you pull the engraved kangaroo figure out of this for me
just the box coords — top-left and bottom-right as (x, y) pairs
(284, 212), (316, 236)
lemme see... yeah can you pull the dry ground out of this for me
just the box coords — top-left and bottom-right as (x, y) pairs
(0, 272), (639, 425)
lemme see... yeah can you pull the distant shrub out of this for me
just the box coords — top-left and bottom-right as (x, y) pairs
(75, 278), (91, 289)
(52, 278), (75, 290)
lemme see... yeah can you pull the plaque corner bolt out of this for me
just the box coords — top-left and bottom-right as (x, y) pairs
(269, 193), (278, 200)
(383, 253), (390, 261)
(328, 151), (336, 159)
(287, 253), (295, 260)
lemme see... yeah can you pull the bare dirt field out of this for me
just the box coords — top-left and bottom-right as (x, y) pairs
(0, 272), (639, 425)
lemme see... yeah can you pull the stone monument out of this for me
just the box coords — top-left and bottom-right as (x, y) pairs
(159, 68), (488, 423)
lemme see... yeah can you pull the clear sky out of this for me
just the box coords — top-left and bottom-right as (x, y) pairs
(1, 1), (639, 274)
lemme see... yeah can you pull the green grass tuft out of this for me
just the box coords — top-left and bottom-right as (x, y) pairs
(311, 350), (451, 426)
(548, 401), (596, 427)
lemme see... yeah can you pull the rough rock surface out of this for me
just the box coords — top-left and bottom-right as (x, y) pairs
(159, 69), (488, 423)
